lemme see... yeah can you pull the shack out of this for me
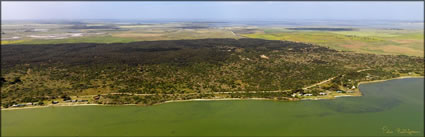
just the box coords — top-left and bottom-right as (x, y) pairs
(336, 90), (344, 93)
(12, 104), (26, 107)
(303, 94), (313, 96)
(93, 95), (100, 100)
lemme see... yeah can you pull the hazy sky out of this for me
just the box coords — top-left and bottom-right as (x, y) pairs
(2, 2), (424, 21)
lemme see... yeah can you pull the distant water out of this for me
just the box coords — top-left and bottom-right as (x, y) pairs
(2, 78), (423, 136)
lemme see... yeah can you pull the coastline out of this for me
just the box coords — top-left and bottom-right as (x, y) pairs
(157, 97), (276, 105)
(357, 76), (423, 85)
(2, 76), (423, 111)
(1, 98), (274, 111)
(1, 103), (101, 111)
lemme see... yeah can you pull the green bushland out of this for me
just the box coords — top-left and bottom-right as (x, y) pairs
(1, 38), (423, 106)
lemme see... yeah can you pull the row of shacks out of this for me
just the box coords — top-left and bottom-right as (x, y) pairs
(63, 99), (89, 103)
(336, 90), (354, 93)
(10, 96), (100, 107)
(10, 100), (90, 107)
(11, 102), (41, 107)
(291, 92), (328, 97)
(291, 89), (355, 98)
(52, 100), (88, 104)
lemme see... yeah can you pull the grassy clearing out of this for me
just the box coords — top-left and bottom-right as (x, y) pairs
(1, 29), (238, 45)
(1, 36), (139, 45)
(1, 40), (28, 45)
(242, 29), (424, 57)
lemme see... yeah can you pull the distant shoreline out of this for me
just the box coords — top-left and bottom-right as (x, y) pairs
(357, 76), (423, 85)
(2, 76), (423, 111)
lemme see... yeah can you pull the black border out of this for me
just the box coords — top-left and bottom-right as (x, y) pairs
(0, 0), (424, 1)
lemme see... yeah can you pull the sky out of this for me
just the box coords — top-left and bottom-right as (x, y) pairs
(2, 2), (424, 21)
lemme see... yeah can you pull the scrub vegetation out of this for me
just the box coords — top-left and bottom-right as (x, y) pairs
(1, 38), (423, 107)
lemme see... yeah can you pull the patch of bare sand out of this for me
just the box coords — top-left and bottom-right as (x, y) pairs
(341, 43), (366, 50)
(379, 45), (422, 56)
(392, 39), (423, 44)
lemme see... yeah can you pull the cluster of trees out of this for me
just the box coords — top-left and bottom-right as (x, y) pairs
(1, 38), (423, 105)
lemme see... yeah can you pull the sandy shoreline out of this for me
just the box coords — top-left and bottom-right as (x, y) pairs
(158, 97), (273, 105)
(357, 76), (423, 85)
(2, 76), (423, 111)
(1, 103), (101, 111)
(1, 98), (272, 111)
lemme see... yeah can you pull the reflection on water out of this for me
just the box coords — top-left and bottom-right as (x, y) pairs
(320, 97), (402, 113)
(317, 78), (422, 114)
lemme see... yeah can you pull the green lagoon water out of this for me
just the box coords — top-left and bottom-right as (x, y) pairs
(2, 78), (424, 136)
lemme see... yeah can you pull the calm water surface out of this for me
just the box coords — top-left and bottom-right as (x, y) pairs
(2, 78), (424, 136)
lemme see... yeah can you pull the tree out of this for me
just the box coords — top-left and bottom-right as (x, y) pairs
(61, 95), (71, 101)
(10, 77), (22, 84)
(0, 77), (7, 86)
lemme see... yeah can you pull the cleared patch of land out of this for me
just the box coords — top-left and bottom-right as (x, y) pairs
(242, 28), (424, 57)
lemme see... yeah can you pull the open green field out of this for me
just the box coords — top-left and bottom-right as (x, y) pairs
(243, 28), (424, 57)
(1, 30), (238, 45)
(1, 35), (137, 45)
(1, 23), (238, 45)
(2, 78), (423, 136)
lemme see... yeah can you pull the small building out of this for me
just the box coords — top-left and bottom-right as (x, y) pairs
(303, 93), (313, 96)
(26, 102), (33, 105)
(260, 54), (269, 59)
(52, 101), (59, 104)
(93, 96), (100, 100)
(319, 92), (327, 96)
(12, 104), (26, 107)
(336, 90), (345, 93)
(351, 85), (356, 89)
(291, 93), (297, 97)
